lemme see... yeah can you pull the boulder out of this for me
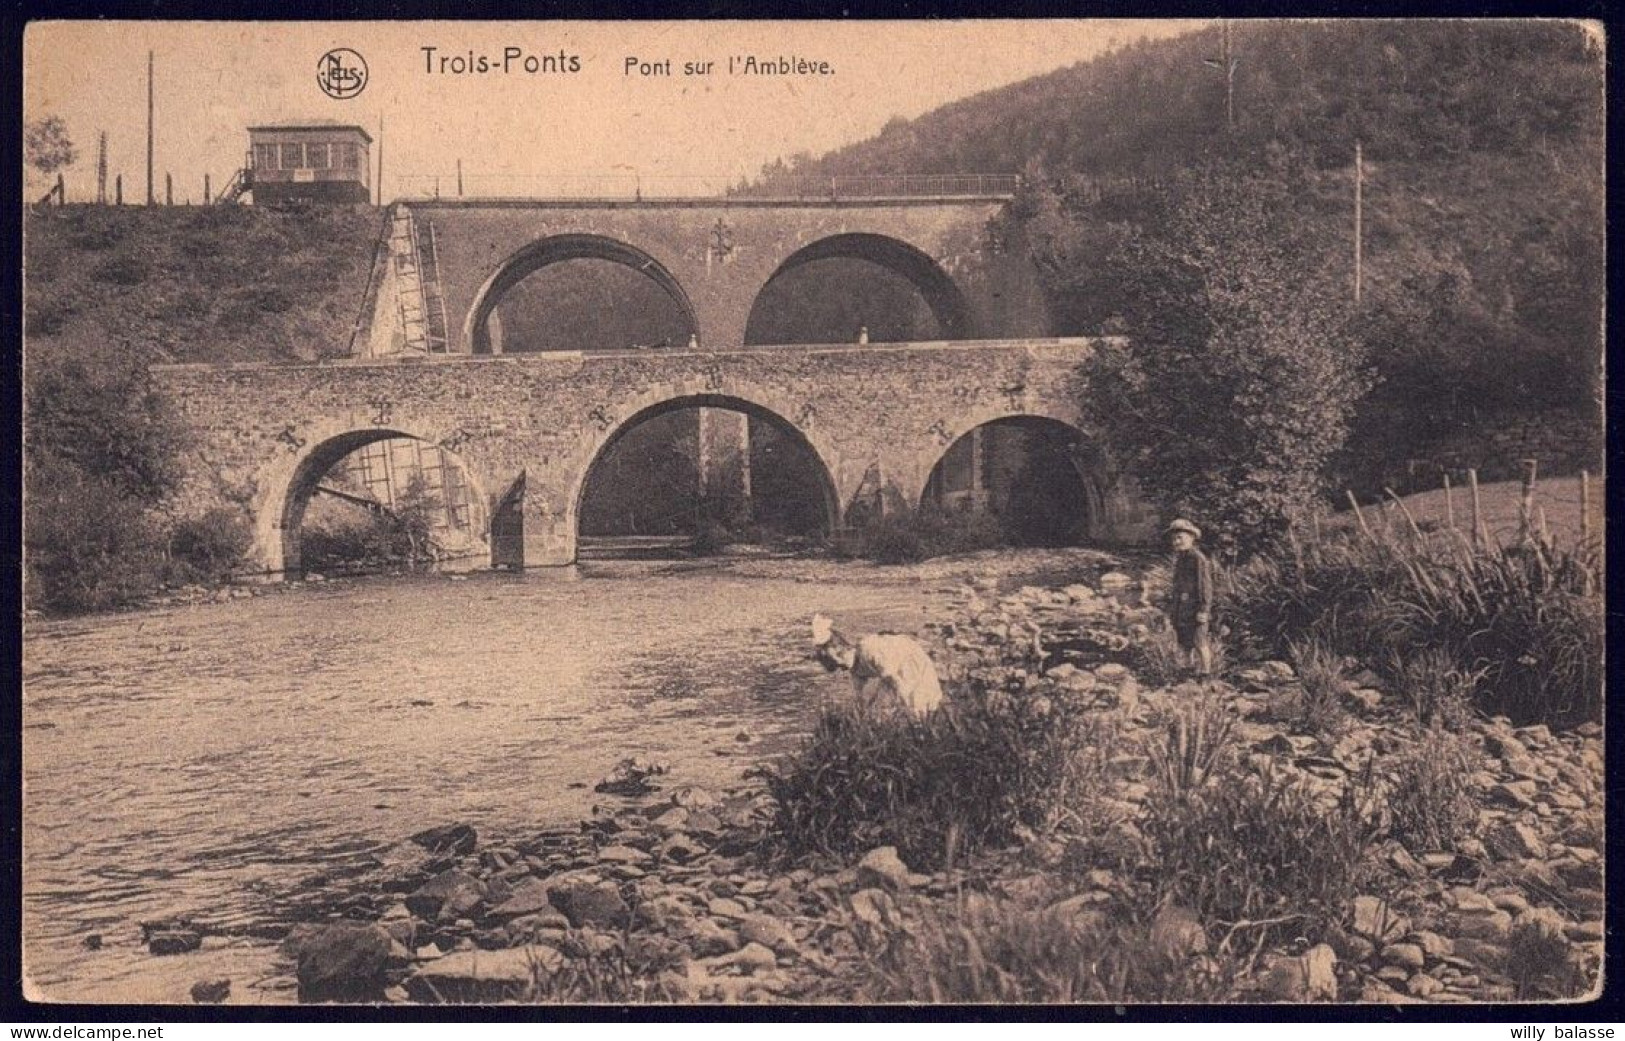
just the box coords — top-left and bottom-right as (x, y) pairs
(405, 870), (487, 921)
(848, 888), (897, 927)
(737, 914), (799, 956)
(189, 978), (231, 1004)
(1261, 944), (1337, 1002)
(147, 929), (203, 956)
(487, 877), (555, 920)
(404, 945), (564, 1004)
(294, 922), (394, 1002)
(409, 823), (478, 857)
(856, 847), (911, 892)
(1381, 943), (1426, 971)
(1351, 896), (1408, 943)
(676, 917), (741, 958)
(1149, 905), (1208, 960)
(548, 878), (630, 929)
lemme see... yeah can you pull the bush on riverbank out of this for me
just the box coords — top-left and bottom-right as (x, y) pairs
(1220, 526), (1602, 728)
(830, 506), (1007, 564)
(757, 673), (1107, 870)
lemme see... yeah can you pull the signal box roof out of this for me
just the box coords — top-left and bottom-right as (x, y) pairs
(249, 121), (373, 143)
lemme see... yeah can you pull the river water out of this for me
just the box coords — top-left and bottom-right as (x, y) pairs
(21, 560), (970, 1004)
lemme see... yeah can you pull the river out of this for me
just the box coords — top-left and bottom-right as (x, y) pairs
(22, 557), (1032, 1004)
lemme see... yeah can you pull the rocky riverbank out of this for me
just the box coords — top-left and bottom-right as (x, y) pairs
(126, 560), (1602, 1005)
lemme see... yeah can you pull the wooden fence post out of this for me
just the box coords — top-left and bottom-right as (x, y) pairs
(1518, 458), (1538, 544)
(204, 173), (211, 205)
(1443, 472), (1455, 530)
(1467, 469), (1485, 548)
(166, 172), (173, 206)
(115, 174), (123, 206)
(1580, 470), (1591, 544)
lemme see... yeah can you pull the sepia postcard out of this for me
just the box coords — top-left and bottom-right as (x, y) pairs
(17, 19), (1607, 1011)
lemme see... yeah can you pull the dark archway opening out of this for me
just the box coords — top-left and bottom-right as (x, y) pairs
(744, 233), (972, 346)
(577, 397), (834, 559)
(470, 235), (697, 354)
(922, 417), (1104, 546)
(283, 431), (487, 578)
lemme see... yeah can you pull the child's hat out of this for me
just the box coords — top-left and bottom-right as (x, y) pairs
(1166, 518), (1202, 539)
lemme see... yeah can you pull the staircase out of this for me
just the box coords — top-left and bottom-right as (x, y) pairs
(215, 167), (251, 204)
(389, 206), (449, 353)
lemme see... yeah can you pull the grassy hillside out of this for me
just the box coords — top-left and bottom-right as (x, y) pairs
(24, 204), (385, 366)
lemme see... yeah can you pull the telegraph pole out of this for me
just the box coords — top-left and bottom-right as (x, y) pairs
(376, 114), (384, 206)
(146, 51), (155, 205)
(1203, 20), (1238, 135)
(96, 131), (108, 204)
(1354, 139), (1364, 306)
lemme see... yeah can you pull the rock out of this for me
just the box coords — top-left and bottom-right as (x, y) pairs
(1451, 937), (1506, 967)
(189, 978), (231, 1004)
(1352, 896), (1407, 943)
(147, 929), (203, 956)
(1488, 822), (1547, 861)
(848, 888), (896, 927)
(594, 756), (669, 797)
(294, 923), (394, 1002)
(677, 917), (741, 958)
(404, 945), (564, 1004)
(737, 914), (799, 956)
(1149, 904), (1207, 960)
(81, 934), (102, 950)
(1098, 571), (1133, 589)
(597, 844), (651, 866)
(1489, 890), (1532, 915)
(1407, 973), (1445, 998)
(856, 846), (911, 891)
(707, 897), (748, 919)
(1324, 923), (1375, 964)
(548, 878), (630, 929)
(657, 834), (705, 864)
(728, 942), (779, 974)
(409, 823), (478, 857)
(1260, 945), (1336, 1002)
(1488, 781), (1539, 810)
(488, 877), (555, 920)
(1381, 944), (1426, 971)
(1409, 930), (1454, 960)
(1454, 909), (1513, 942)
(405, 870), (487, 921)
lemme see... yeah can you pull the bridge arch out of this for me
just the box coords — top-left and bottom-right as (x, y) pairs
(563, 387), (843, 549)
(910, 408), (1112, 543)
(745, 232), (973, 345)
(257, 421), (492, 578)
(464, 234), (699, 354)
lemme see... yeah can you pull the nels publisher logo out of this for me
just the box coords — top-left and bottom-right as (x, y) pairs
(317, 48), (368, 99)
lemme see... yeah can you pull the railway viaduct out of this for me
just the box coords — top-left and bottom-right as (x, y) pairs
(153, 194), (1153, 574)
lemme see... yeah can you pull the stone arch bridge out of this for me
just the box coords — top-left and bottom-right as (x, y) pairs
(155, 339), (1153, 574)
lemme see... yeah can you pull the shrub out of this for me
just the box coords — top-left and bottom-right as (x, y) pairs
(757, 671), (1092, 871)
(858, 892), (1243, 1003)
(1388, 646), (1483, 729)
(1221, 527), (1603, 728)
(24, 464), (167, 614)
(833, 505), (1007, 564)
(167, 508), (253, 583)
(1142, 757), (1383, 947)
(1385, 725), (1481, 853)
(1143, 687), (1237, 801)
(1268, 635), (1349, 737)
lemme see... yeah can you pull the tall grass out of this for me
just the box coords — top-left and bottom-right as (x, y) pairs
(1223, 524), (1602, 728)
(859, 892), (1243, 1003)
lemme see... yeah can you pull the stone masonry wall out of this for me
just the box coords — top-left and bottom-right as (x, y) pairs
(155, 339), (1137, 573)
(397, 198), (1050, 357)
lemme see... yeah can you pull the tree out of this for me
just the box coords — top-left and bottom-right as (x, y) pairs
(1046, 160), (1372, 557)
(25, 115), (77, 178)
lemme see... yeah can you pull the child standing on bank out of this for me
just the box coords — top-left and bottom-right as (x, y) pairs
(1166, 519), (1214, 678)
